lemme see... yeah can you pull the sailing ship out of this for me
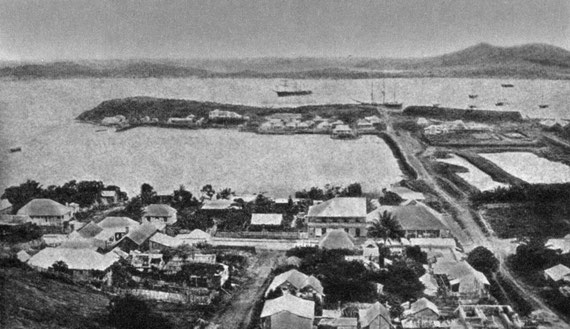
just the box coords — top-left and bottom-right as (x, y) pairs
(10, 147), (22, 153)
(382, 80), (403, 109)
(538, 90), (549, 108)
(274, 80), (312, 97)
(468, 95), (478, 99)
(501, 83), (514, 88)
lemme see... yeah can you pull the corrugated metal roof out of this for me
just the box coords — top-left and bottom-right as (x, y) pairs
(28, 248), (118, 271)
(251, 213), (282, 226)
(260, 294), (314, 319)
(308, 198), (367, 218)
(143, 204), (176, 217)
(545, 264), (570, 282)
(319, 229), (355, 250)
(17, 199), (71, 217)
(98, 216), (139, 228)
(358, 302), (390, 328)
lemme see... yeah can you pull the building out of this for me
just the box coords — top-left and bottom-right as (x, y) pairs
(17, 199), (74, 229)
(546, 234), (570, 255)
(167, 115), (195, 125)
(260, 294), (315, 329)
(318, 317), (358, 329)
(163, 253), (217, 274)
(432, 260), (489, 302)
(387, 187), (426, 202)
(365, 115), (382, 124)
(142, 204), (177, 229)
(357, 119), (375, 131)
(209, 109), (243, 120)
(176, 229), (212, 245)
(251, 213), (283, 227)
(319, 229), (356, 250)
(332, 125), (355, 138)
(149, 232), (186, 251)
(456, 305), (523, 329)
(114, 222), (158, 252)
(405, 298), (440, 320)
(367, 202), (449, 238)
(265, 269), (324, 299)
(100, 189), (120, 205)
(0, 214), (32, 236)
(358, 302), (391, 329)
(130, 251), (164, 271)
(544, 264), (570, 283)
(307, 197), (367, 238)
(96, 216), (140, 242)
(27, 247), (118, 282)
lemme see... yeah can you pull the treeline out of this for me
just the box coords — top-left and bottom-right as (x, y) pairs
(470, 183), (570, 205)
(294, 183), (363, 200)
(1, 180), (127, 214)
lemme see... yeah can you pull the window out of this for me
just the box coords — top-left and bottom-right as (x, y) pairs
(355, 228), (361, 237)
(322, 228), (327, 235)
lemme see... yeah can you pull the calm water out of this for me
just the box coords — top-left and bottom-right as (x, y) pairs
(438, 154), (508, 191)
(479, 152), (570, 184)
(1, 78), (568, 197)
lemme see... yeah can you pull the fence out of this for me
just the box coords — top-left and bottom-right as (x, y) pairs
(119, 288), (213, 305)
(215, 231), (304, 240)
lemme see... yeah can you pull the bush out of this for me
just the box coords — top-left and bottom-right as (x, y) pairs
(467, 246), (499, 274)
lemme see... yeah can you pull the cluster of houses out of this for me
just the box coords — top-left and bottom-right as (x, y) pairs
(258, 113), (382, 135)
(99, 109), (248, 129)
(544, 234), (570, 297)
(419, 118), (492, 136)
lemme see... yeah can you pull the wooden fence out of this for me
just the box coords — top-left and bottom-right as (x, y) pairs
(215, 231), (303, 240)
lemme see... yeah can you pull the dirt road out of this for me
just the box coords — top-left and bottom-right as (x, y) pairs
(211, 250), (280, 329)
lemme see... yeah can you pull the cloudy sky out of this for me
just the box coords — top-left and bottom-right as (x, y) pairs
(0, 0), (568, 61)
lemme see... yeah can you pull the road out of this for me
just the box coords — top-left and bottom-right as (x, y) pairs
(379, 108), (568, 327)
(211, 250), (280, 329)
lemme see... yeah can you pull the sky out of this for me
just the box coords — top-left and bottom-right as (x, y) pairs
(0, 0), (568, 61)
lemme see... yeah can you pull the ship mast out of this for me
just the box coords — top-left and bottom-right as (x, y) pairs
(370, 82), (374, 103)
(382, 80), (386, 104)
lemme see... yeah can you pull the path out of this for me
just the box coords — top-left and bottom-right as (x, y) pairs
(211, 250), (280, 329)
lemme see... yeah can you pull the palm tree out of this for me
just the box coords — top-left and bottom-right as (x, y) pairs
(367, 210), (405, 242)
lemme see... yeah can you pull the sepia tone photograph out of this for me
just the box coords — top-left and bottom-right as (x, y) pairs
(0, 1), (569, 328)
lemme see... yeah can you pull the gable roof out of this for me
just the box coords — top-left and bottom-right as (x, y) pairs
(201, 199), (238, 210)
(150, 233), (185, 248)
(122, 222), (158, 245)
(260, 294), (314, 319)
(388, 187), (426, 201)
(251, 213), (283, 226)
(409, 298), (439, 316)
(17, 199), (70, 217)
(177, 229), (211, 240)
(98, 216), (139, 228)
(319, 318), (358, 327)
(266, 269), (309, 296)
(369, 203), (447, 231)
(308, 198), (367, 218)
(358, 302), (390, 328)
(143, 204), (176, 217)
(419, 273), (439, 297)
(433, 261), (489, 293)
(319, 229), (356, 250)
(303, 275), (324, 295)
(28, 248), (118, 271)
(77, 221), (103, 238)
(545, 264), (570, 282)
(546, 236), (570, 254)
(0, 214), (31, 226)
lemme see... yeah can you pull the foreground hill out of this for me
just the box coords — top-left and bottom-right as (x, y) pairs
(2, 43), (570, 79)
(0, 266), (112, 329)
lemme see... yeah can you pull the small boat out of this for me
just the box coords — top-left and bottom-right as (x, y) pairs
(468, 94), (478, 99)
(495, 101), (506, 106)
(432, 103), (440, 108)
(468, 105), (477, 109)
(274, 80), (312, 97)
(501, 83), (514, 88)
(539, 104), (549, 109)
(10, 147), (22, 153)
(95, 129), (107, 132)
(382, 80), (403, 109)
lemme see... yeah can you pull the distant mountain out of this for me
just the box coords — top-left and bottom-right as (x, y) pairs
(1, 43), (569, 79)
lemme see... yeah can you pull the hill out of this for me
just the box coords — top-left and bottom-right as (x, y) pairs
(2, 43), (570, 79)
(0, 266), (112, 329)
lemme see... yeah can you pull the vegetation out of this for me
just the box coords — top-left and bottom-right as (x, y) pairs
(1, 179), (127, 213)
(471, 183), (570, 205)
(294, 183), (363, 200)
(367, 210), (405, 242)
(108, 295), (173, 329)
(467, 246), (499, 275)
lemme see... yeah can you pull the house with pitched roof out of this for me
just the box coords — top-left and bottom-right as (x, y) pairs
(319, 229), (356, 250)
(17, 199), (74, 229)
(358, 302), (391, 329)
(318, 317), (358, 329)
(265, 269), (324, 300)
(546, 234), (570, 255)
(251, 213), (283, 227)
(27, 247), (119, 282)
(149, 232), (186, 251)
(176, 229), (212, 245)
(114, 222), (158, 252)
(432, 260), (489, 302)
(405, 298), (440, 320)
(544, 264), (570, 283)
(367, 202), (449, 238)
(261, 294), (315, 329)
(307, 197), (368, 238)
(142, 204), (177, 229)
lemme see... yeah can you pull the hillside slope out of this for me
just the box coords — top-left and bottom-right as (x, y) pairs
(0, 267), (112, 329)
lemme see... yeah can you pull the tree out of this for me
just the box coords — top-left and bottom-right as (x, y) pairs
(140, 183), (156, 206)
(1, 180), (43, 214)
(405, 246), (428, 264)
(123, 196), (144, 220)
(217, 187), (234, 200)
(171, 185), (196, 210)
(383, 261), (425, 300)
(108, 295), (172, 329)
(343, 183), (363, 197)
(379, 189), (404, 206)
(367, 211), (405, 242)
(50, 260), (71, 275)
(467, 246), (499, 274)
(200, 184), (216, 200)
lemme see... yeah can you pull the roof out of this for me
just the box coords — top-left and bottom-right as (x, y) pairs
(545, 264), (570, 282)
(143, 204), (176, 217)
(388, 187), (426, 201)
(433, 261), (489, 293)
(419, 273), (438, 297)
(177, 229), (211, 240)
(150, 233), (185, 248)
(409, 298), (439, 316)
(358, 302), (390, 328)
(201, 199), (238, 210)
(308, 198), (367, 218)
(304, 275), (324, 295)
(319, 229), (356, 250)
(28, 248), (119, 271)
(251, 213), (283, 226)
(319, 317), (358, 327)
(77, 221), (103, 238)
(546, 237), (570, 254)
(0, 214), (31, 226)
(17, 250), (31, 262)
(98, 216), (139, 228)
(42, 234), (69, 245)
(368, 203), (447, 231)
(285, 256), (302, 267)
(101, 190), (117, 197)
(266, 269), (310, 295)
(260, 294), (314, 319)
(409, 238), (457, 249)
(122, 222), (158, 245)
(17, 199), (71, 217)
(59, 237), (101, 250)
